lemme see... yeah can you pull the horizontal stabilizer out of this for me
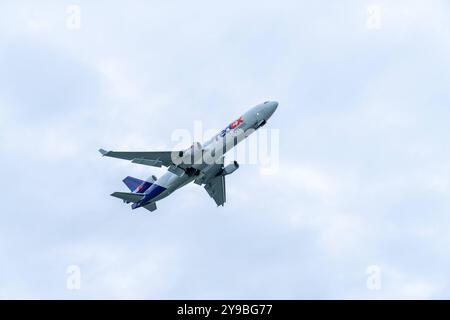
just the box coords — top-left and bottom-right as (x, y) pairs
(111, 192), (145, 203)
(143, 202), (157, 212)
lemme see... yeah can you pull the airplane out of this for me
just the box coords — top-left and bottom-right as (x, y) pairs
(99, 101), (278, 212)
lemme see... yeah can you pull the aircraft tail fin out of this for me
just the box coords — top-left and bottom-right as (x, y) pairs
(122, 176), (152, 192)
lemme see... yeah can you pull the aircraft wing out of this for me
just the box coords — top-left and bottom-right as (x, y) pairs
(204, 175), (226, 207)
(99, 149), (178, 168)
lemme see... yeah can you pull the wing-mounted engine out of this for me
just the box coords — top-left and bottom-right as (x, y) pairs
(172, 142), (203, 166)
(221, 161), (239, 176)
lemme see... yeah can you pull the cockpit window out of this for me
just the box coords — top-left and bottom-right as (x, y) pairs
(264, 101), (270, 104)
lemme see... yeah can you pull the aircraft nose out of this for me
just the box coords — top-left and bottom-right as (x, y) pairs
(265, 101), (278, 119)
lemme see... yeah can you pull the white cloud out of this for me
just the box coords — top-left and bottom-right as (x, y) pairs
(97, 59), (140, 100)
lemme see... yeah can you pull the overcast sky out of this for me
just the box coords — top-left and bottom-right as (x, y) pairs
(1, 0), (450, 299)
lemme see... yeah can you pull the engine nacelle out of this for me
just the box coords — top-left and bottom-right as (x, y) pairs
(222, 161), (239, 176)
(180, 142), (203, 165)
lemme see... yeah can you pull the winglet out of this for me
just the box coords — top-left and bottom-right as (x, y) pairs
(99, 148), (109, 156)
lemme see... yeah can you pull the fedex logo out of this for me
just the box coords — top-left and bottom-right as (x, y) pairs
(219, 116), (243, 137)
